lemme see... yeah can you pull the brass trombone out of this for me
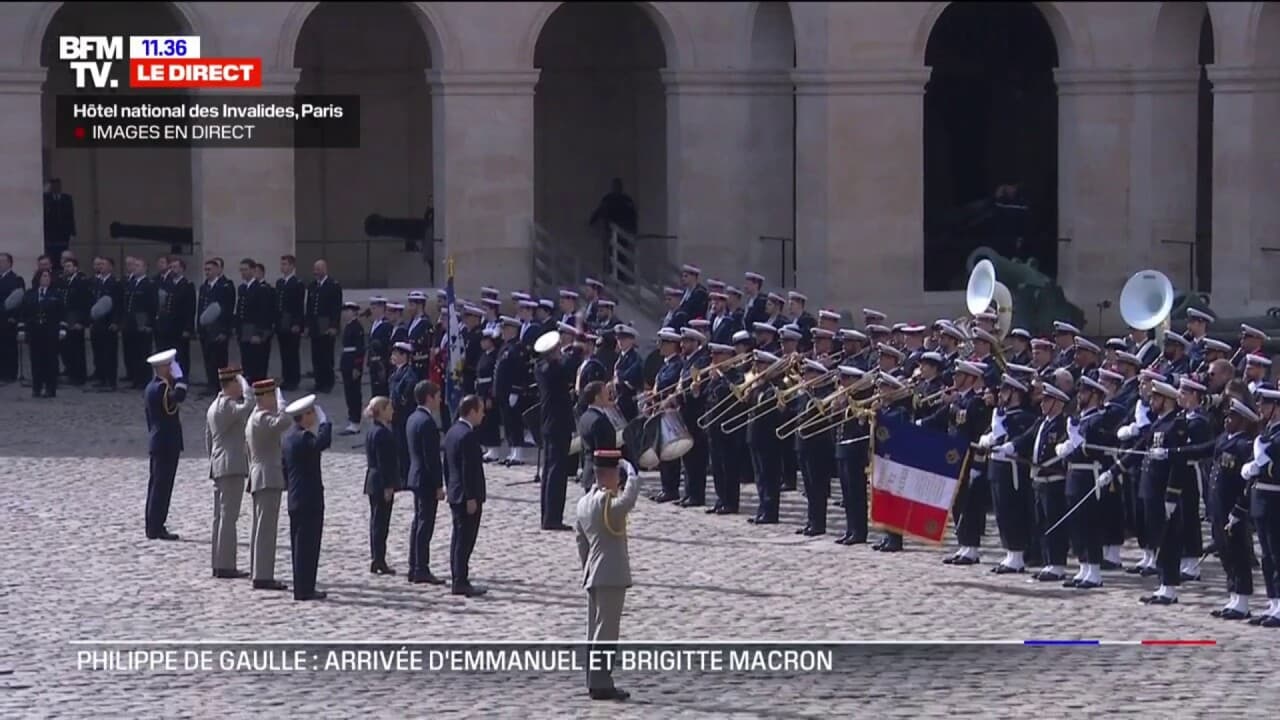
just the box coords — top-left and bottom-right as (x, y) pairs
(696, 354), (797, 430)
(796, 401), (876, 440)
(776, 373), (873, 439)
(715, 360), (818, 435)
(637, 350), (754, 411)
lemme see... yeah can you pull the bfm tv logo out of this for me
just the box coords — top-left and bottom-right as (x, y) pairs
(59, 35), (263, 89)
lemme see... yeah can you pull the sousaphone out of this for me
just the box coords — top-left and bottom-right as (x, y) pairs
(965, 259), (1014, 341)
(1119, 269), (1174, 346)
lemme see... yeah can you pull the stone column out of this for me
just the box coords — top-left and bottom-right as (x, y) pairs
(1055, 68), (1139, 318)
(1207, 66), (1280, 312)
(0, 69), (46, 273)
(428, 70), (538, 297)
(661, 71), (754, 284)
(1127, 68), (1201, 282)
(794, 68), (930, 311)
(191, 70), (299, 271)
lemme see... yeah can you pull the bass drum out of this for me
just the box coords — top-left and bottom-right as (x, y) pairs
(604, 405), (629, 447)
(625, 415), (663, 470)
(657, 409), (694, 462)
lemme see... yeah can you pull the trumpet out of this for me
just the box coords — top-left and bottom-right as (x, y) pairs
(796, 401), (876, 440)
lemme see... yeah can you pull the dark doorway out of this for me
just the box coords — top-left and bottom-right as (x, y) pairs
(922, 2), (1059, 291)
(1194, 13), (1214, 292)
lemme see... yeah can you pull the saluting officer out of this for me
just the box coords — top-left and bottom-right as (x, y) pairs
(143, 349), (188, 541)
(205, 366), (254, 579)
(246, 379), (291, 592)
(339, 302), (366, 436)
(59, 256), (93, 386)
(198, 258), (235, 396)
(276, 255), (306, 391)
(282, 394), (333, 601)
(536, 327), (577, 531)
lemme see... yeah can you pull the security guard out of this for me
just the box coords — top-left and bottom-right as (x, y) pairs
(143, 349), (188, 541)
(282, 394), (333, 601)
(339, 301), (366, 435)
(575, 448), (640, 702)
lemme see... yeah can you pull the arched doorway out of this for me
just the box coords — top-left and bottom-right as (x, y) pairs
(40, 2), (194, 269)
(748, 1), (797, 287)
(294, 1), (434, 287)
(533, 2), (669, 284)
(922, 2), (1059, 291)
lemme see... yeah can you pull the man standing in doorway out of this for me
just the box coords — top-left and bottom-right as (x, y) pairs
(43, 178), (76, 259)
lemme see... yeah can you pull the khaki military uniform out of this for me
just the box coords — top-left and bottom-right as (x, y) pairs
(246, 405), (293, 581)
(205, 390), (255, 571)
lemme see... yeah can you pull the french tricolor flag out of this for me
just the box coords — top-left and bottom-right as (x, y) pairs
(869, 414), (969, 543)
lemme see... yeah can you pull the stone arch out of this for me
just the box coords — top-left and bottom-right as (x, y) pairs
(1151, 1), (1214, 66)
(1251, 1), (1280, 65)
(292, 2), (439, 287)
(521, 1), (693, 70)
(745, 2), (797, 284)
(25, 1), (208, 66)
(277, 1), (455, 71)
(912, 1), (1084, 69)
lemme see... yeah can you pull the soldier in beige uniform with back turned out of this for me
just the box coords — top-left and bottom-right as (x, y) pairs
(575, 448), (640, 702)
(205, 366), (255, 578)
(246, 378), (292, 591)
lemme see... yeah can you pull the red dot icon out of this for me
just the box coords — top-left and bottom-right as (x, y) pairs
(74, 127), (86, 140)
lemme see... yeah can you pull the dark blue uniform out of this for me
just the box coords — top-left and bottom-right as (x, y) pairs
(613, 346), (643, 421)
(1171, 409), (1214, 569)
(537, 353), (575, 528)
(797, 382), (835, 534)
(474, 346), (502, 447)
(59, 270), (93, 385)
(198, 275), (235, 393)
(1011, 413), (1069, 571)
(748, 381), (783, 524)
(406, 406), (443, 580)
(988, 406), (1040, 562)
(21, 286), (66, 397)
(443, 419), (486, 591)
(275, 274), (306, 389)
(925, 389), (991, 551)
(89, 272), (123, 388)
(340, 318), (366, 425)
(284, 419), (333, 599)
(835, 391), (871, 542)
(122, 274), (156, 387)
(144, 373), (188, 538)
(0, 269), (26, 382)
(390, 363), (420, 484)
(1130, 411), (1187, 589)
(1211, 430), (1255, 600)
(305, 277), (342, 393)
(1236, 425), (1280, 611)
(707, 368), (747, 514)
(364, 420), (400, 569)
(654, 354), (685, 502)
(495, 338), (531, 455)
(1062, 407), (1116, 568)
(677, 347), (712, 506)
(367, 317), (393, 399)
(709, 312), (741, 346)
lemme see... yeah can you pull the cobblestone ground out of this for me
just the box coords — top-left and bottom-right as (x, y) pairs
(1, 379), (1277, 718)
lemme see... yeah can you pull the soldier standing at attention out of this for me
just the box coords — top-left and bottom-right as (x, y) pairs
(406, 380), (447, 585)
(282, 394), (333, 601)
(246, 378), (291, 592)
(19, 268), (66, 398)
(205, 366), (254, 579)
(143, 349), (188, 541)
(575, 448), (640, 702)
(275, 255), (306, 391)
(0, 253), (26, 385)
(123, 257), (156, 389)
(306, 260), (343, 394)
(339, 302), (366, 435)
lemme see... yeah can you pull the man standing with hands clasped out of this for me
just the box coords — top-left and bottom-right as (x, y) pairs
(575, 447), (641, 702)
(444, 395), (488, 597)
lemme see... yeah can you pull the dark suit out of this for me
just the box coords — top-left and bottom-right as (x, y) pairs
(89, 273), (122, 387)
(406, 407), (443, 578)
(677, 283), (708, 321)
(0, 270), (25, 382)
(21, 287), (65, 396)
(284, 420), (332, 599)
(169, 275), (196, 375)
(537, 354), (575, 527)
(390, 363), (419, 483)
(364, 421), (400, 567)
(198, 277), (235, 392)
(122, 275), (155, 387)
(444, 418), (486, 588)
(709, 312), (741, 346)
(144, 374), (188, 537)
(43, 191), (76, 256)
(59, 271), (93, 384)
(275, 274), (306, 389)
(306, 277), (343, 392)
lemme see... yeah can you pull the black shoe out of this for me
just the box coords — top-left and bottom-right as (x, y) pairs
(748, 517), (778, 525)
(714, 507), (738, 515)
(253, 579), (289, 591)
(795, 526), (811, 535)
(705, 505), (721, 514)
(1124, 565), (1144, 575)
(589, 687), (630, 701)
(542, 523), (573, 531)
(371, 562), (396, 576)
(295, 591), (328, 601)
(1247, 614), (1267, 626)
(157, 531), (180, 541)
(1217, 608), (1250, 621)
(451, 584), (487, 598)
(213, 569), (250, 579)
(1062, 578), (1082, 588)
(1100, 560), (1123, 571)
(1139, 566), (1159, 577)
(802, 528), (826, 537)
(1140, 594), (1177, 606)
(844, 535), (867, 545)
(682, 499), (705, 508)
(1260, 615), (1280, 628)
(407, 572), (447, 586)
(1033, 570), (1065, 582)
(1180, 572), (1201, 582)
(1076, 580), (1102, 589)
(950, 555), (980, 566)
(834, 535), (850, 545)
(992, 564), (1025, 575)
(651, 493), (678, 504)
(871, 538), (887, 551)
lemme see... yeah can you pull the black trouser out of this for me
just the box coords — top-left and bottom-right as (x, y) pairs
(394, 415), (410, 485)
(449, 502), (482, 587)
(658, 459), (682, 499)
(1034, 480), (1068, 567)
(954, 467), (989, 548)
(1123, 471), (1148, 549)
(409, 488), (439, 577)
(146, 451), (180, 536)
(1066, 471), (1104, 565)
(1099, 480), (1126, 547)
(239, 338), (261, 382)
(1179, 467), (1204, 559)
(541, 432), (571, 527)
(1023, 475), (1044, 567)
(311, 333), (335, 391)
(60, 326), (87, 384)
(367, 494), (394, 565)
(838, 451), (868, 539)
(750, 440), (780, 521)
(90, 326), (118, 386)
(123, 329), (152, 386)
(341, 366), (362, 424)
(709, 432), (739, 511)
(1212, 480), (1253, 596)
(680, 432), (709, 505)
(279, 330), (301, 388)
(781, 444), (797, 491)
(1253, 489), (1280, 600)
(1142, 492), (1184, 587)
(990, 459), (1029, 552)
(0, 324), (17, 381)
(289, 504), (324, 599)
(30, 331), (59, 396)
(802, 448), (832, 533)
(201, 336), (228, 393)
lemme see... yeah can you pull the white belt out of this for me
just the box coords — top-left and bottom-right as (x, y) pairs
(477, 376), (493, 383)
(1032, 474), (1064, 484)
(1068, 462), (1100, 474)
(1255, 482), (1280, 493)
(991, 456), (1021, 492)
(342, 346), (358, 352)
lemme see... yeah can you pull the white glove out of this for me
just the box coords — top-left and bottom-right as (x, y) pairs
(1252, 436), (1273, 470)
(315, 404), (328, 426)
(1242, 461), (1260, 479)
(1116, 424), (1136, 441)
(1135, 401), (1152, 428)
(990, 410), (1007, 440)
(994, 442), (1014, 459)
(58, 329), (66, 340)
(1164, 500), (1177, 518)
(1054, 441), (1070, 459)
(1096, 470), (1112, 490)
(172, 361), (184, 380)
(977, 432), (994, 450)
(508, 393), (519, 408)
(1225, 515), (1241, 532)
(237, 374), (252, 396)
(1066, 418), (1084, 447)
(275, 387), (285, 409)
(1148, 447), (1168, 461)
(914, 419), (923, 427)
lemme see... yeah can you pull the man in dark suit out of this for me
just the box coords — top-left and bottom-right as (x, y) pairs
(122, 256), (156, 389)
(250, 262), (277, 382)
(0, 252), (24, 384)
(282, 394), (333, 601)
(536, 335), (576, 531)
(143, 349), (189, 540)
(306, 259), (342, 393)
(59, 256), (93, 385)
(443, 395), (488, 597)
(43, 178), (76, 258)
(168, 258), (196, 377)
(406, 380), (447, 585)
(198, 258), (235, 396)
(275, 255), (306, 391)
(88, 256), (122, 390)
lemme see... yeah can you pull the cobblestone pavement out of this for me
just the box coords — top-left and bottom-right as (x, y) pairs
(1, 380), (1276, 718)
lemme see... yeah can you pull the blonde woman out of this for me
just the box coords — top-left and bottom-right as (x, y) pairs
(364, 396), (400, 575)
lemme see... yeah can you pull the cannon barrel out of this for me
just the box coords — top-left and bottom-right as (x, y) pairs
(108, 222), (193, 254)
(966, 245), (1084, 335)
(966, 246), (1051, 290)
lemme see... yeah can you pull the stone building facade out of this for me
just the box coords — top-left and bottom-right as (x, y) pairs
(2, 2), (1277, 330)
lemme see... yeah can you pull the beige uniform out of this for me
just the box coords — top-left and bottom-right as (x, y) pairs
(245, 405), (292, 581)
(205, 391), (255, 571)
(574, 464), (641, 691)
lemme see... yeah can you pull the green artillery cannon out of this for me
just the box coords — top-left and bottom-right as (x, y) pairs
(966, 246), (1086, 336)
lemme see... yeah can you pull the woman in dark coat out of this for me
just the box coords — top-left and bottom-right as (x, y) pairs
(363, 396), (400, 575)
(20, 268), (65, 398)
